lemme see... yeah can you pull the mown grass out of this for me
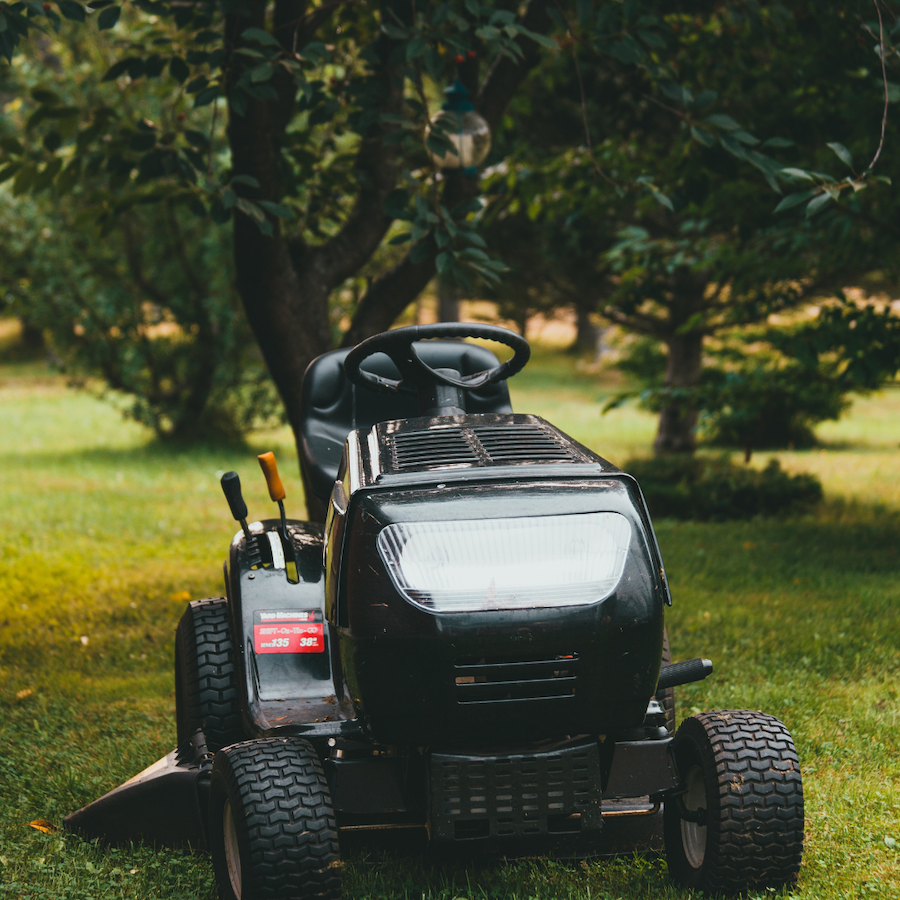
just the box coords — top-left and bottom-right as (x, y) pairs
(1, 338), (899, 899)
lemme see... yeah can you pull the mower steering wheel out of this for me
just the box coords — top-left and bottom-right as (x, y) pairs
(343, 323), (530, 395)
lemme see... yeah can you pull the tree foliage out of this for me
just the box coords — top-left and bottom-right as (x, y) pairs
(1, 0), (899, 464)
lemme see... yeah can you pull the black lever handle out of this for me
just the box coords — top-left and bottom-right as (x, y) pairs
(220, 471), (248, 521)
(220, 471), (262, 568)
(658, 658), (714, 691)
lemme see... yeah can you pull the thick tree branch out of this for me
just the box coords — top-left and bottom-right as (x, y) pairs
(603, 305), (668, 337)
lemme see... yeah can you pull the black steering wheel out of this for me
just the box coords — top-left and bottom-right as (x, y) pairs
(343, 322), (530, 395)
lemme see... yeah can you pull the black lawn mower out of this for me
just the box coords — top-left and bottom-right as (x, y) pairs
(65, 323), (804, 898)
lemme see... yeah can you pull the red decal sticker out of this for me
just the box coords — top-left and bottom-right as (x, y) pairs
(254, 623), (324, 654)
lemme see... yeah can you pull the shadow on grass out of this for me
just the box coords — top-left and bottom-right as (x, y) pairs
(0, 435), (297, 469)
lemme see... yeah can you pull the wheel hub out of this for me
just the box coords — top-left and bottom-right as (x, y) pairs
(680, 765), (707, 869)
(223, 798), (242, 899)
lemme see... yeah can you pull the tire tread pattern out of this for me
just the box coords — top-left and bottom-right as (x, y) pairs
(668, 709), (804, 893)
(212, 738), (341, 900)
(175, 598), (242, 752)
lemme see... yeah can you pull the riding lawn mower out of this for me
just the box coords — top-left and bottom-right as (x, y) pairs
(64, 323), (804, 898)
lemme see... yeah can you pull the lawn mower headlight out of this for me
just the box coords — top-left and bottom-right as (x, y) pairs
(376, 512), (632, 613)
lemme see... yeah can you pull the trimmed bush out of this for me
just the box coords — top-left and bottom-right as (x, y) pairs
(624, 455), (823, 521)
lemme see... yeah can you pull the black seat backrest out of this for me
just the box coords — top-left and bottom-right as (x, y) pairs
(298, 341), (513, 510)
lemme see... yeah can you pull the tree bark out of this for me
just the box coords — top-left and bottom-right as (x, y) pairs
(571, 303), (603, 357)
(437, 275), (461, 323)
(653, 330), (703, 455)
(652, 266), (706, 454)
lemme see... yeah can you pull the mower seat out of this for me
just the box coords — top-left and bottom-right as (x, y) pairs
(298, 341), (513, 516)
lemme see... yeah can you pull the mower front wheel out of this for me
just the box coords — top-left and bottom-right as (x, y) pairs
(664, 709), (804, 894)
(175, 598), (242, 752)
(209, 737), (341, 900)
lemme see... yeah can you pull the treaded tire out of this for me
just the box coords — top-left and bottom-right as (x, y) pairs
(664, 709), (804, 894)
(175, 598), (243, 752)
(656, 627), (676, 736)
(209, 737), (341, 900)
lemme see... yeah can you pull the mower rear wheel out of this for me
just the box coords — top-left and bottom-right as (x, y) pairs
(175, 598), (242, 752)
(664, 710), (804, 894)
(209, 738), (341, 900)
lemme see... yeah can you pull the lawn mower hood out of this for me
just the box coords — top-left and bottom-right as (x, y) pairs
(323, 412), (671, 746)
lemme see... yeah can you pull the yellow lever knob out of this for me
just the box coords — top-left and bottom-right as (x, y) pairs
(257, 452), (286, 502)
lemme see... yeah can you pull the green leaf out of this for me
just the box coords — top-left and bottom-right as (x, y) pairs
(690, 126), (715, 147)
(250, 62), (274, 83)
(774, 189), (816, 213)
(258, 200), (293, 218)
(648, 187), (674, 211)
(388, 232), (411, 245)
(97, 5), (119, 29)
(805, 192), (833, 217)
(169, 56), (189, 82)
(103, 59), (130, 81)
(435, 251), (452, 274)
(719, 134), (747, 160)
(0, 164), (21, 185)
(184, 129), (208, 148)
(515, 27), (558, 49)
(381, 23), (408, 39)
(826, 142), (853, 168)
(221, 188), (237, 209)
(231, 174), (260, 188)
(705, 113), (741, 131)
(241, 27), (281, 47)
(779, 167), (815, 181)
(57, 1), (85, 22)
(405, 38), (427, 61)
(193, 86), (219, 107)
(732, 130), (759, 146)
(762, 136), (793, 148)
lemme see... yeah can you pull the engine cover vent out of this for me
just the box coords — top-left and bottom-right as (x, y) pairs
(472, 424), (577, 464)
(388, 422), (582, 472)
(390, 429), (480, 470)
(454, 653), (579, 704)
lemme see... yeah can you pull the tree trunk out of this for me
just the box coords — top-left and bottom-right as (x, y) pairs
(570, 304), (604, 358)
(437, 275), (461, 323)
(653, 330), (703, 455)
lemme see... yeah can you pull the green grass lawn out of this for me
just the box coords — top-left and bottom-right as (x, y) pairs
(1, 344), (898, 899)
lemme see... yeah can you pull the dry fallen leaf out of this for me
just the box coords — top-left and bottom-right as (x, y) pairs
(16, 688), (33, 700)
(28, 820), (58, 834)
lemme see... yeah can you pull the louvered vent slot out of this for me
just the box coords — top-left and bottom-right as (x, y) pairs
(454, 654), (579, 704)
(391, 430), (479, 470)
(472, 425), (577, 464)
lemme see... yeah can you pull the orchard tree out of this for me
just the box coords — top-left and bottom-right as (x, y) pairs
(0, 0), (565, 468)
(477, 1), (900, 453)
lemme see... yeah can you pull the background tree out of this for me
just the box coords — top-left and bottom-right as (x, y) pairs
(0, 19), (281, 440)
(476, 1), (900, 453)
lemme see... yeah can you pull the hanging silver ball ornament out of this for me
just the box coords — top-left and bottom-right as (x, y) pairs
(426, 79), (491, 173)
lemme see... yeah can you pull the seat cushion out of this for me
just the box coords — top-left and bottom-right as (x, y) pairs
(298, 341), (513, 505)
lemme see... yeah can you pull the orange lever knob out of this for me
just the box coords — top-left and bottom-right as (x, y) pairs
(257, 452), (286, 502)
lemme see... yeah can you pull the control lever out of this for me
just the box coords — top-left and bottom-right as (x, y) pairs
(257, 452), (288, 542)
(220, 471), (263, 568)
(257, 452), (299, 583)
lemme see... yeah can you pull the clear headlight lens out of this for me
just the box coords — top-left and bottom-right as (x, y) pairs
(376, 512), (632, 613)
